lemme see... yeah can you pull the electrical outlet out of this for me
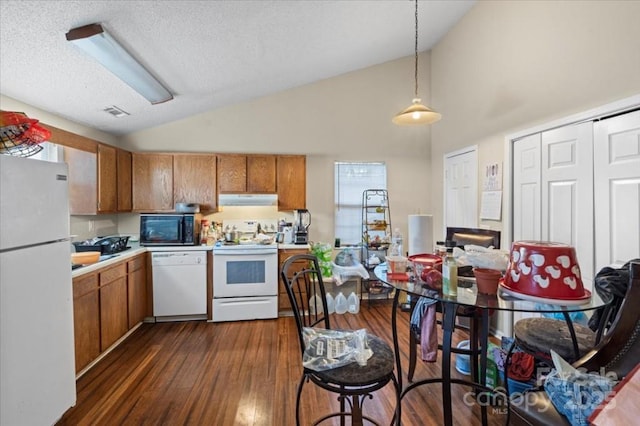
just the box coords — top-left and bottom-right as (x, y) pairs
(88, 220), (94, 232)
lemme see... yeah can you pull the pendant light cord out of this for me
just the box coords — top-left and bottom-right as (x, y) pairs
(414, 0), (419, 99)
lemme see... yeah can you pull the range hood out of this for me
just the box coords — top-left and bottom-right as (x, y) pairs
(218, 194), (278, 207)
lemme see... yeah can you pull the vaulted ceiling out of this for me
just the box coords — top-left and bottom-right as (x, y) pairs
(0, 0), (475, 135)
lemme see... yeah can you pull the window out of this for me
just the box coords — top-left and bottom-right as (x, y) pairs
(334, 162), (387, 245)
(29, 142), (62, 163)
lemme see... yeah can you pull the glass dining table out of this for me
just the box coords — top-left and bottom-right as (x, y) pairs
(373, 263), (612, 426)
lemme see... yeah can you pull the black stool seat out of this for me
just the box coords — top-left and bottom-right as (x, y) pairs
(514, 317), (596, 363)
(310, 335), (394, 387)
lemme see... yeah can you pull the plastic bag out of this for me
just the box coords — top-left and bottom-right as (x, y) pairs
(544, 350), (616, 426)
(311, 242), (333, 277)
(460, 244), (509, 271)
(302, 327), (372, 371)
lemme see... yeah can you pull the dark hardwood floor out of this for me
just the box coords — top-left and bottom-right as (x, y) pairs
(58, 301), (507, 425)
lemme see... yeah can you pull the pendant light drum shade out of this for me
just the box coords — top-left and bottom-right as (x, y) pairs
(393, 0), (441, 125)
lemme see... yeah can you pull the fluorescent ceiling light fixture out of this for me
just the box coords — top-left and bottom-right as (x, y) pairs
(66, 23), (173, 105)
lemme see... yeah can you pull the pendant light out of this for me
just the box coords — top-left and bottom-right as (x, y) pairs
(392, 0), (441, 125)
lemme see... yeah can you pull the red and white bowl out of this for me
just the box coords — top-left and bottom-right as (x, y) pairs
(500, 241), (590, 303)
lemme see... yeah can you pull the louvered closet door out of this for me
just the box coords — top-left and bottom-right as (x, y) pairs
(541, 122), (594, 291)
(594, 110), (640, 270)
(513, 133), (542, 242)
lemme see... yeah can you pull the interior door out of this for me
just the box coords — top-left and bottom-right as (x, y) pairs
(594, 110), (640, 270)
(541, 122), (594, 291)
(512, 133), (542, 242)
(444, 147), (478, 231)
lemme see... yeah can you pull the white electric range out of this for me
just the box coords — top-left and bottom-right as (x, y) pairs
(212, 220), (279, 322)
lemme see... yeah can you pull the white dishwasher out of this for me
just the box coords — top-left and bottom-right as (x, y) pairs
(151, 251), (207, 321)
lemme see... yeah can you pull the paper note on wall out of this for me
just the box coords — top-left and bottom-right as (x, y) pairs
(480, 191), (502, 221)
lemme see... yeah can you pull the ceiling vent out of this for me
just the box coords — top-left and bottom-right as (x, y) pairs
(103, 106), (130, 118)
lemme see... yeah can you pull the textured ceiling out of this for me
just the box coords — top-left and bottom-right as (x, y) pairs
(0, 0), (475, 136)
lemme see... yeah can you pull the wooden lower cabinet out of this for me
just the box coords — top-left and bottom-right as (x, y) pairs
(278, 248), (310, 312)
(72, 272), (100, 374)
(127, 253), (148, 328)
(73, 252), (149, 373)
(99, 263), (128, 352)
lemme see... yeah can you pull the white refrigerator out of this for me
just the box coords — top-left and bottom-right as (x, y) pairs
(0, 155), (76, 425)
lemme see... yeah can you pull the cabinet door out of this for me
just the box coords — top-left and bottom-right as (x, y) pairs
(277, 155), (306, 210)
(117, 149), (132, 212)
(278, 249), (309, 311)
(100, 263), (128, 351)
(73, 273), (100, 373)
(247, 155), (276, 193)
(174, 154), (217, 212)
(594, 110), (640, 270)
(217, 154), (247, 192)
(64, 146), (97, 215)
(97, 144), (118, 213)
(132, 153), (174, 211)
(127, 254), (148, 328)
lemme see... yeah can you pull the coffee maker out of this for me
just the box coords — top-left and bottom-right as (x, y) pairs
(293, 209), (311, 244)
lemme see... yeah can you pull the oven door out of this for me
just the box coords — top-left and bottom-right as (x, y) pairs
(213, 248), (278, 297)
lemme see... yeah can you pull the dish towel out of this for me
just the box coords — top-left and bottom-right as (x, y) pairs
(410, 294), (439, 362)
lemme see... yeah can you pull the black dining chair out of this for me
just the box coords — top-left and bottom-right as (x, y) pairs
(280, 254), (400, 426)
(509, 261), (640, 425)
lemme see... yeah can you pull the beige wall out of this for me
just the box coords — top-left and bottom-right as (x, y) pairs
(120, 55), (436, 245)
(430, 0), (640, 239)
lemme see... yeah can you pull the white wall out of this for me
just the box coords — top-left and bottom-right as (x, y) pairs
(430, 0), (640, 240)
(120, 55), (436, 246)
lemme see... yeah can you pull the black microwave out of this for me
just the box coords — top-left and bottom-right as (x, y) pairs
(140, 213), (201, 246)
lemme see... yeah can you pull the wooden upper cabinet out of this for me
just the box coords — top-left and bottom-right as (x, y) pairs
(277, 155), (306, 210)
(218, 154), (277, 194)
(217, 154), (247, 193)
(174, 154), (217, 212)
(132, 153), (174, 211)
(117, 149), (132, 212)
(97, 144), (117, 213)
(247, 155), (276, 193)
(64, 146), (98, 215)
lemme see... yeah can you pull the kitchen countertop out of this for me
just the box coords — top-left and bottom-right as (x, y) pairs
(72, 243), (146, 277)
(72, 242), (308, 277)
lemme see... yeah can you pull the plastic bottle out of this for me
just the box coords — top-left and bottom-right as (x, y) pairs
(326, 293), (335, 314)
(442, 247), (458, 296)
(347, 292), (360, 314)
(334, 292), (348, 314)
(308, 294), (324, 315)
(391, 228), (403, 257)
(200, 220), (209, 246)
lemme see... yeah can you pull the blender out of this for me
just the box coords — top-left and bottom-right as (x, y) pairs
(293, 209), (311, 244)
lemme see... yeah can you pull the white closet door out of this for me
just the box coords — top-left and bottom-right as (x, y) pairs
(444, 148), (478, 229)
(594, 110), (640, 270)
(541, 122), (594, 291)
(513, 133), (542, 242)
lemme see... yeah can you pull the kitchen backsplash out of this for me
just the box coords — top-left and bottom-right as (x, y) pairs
(72, 207), (295, 241)
(70, 215), (118, 241)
